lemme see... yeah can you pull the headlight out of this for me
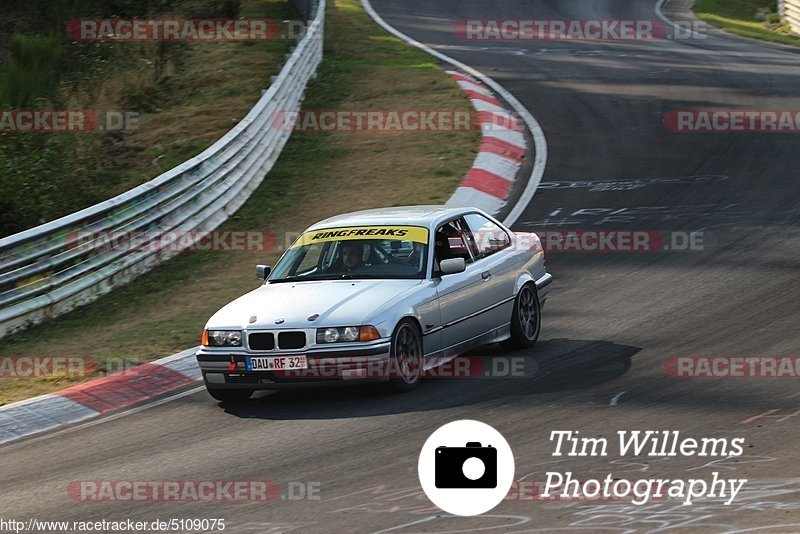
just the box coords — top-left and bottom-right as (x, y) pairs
(316, 325), (381, 343)
(322, 328), (339, 343)
(342, 326), (359, 342)
(203, 329), (243, 347)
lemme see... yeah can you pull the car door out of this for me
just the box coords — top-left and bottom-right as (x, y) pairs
(433, 217), (490, 354)
(462, 212), (516, 331)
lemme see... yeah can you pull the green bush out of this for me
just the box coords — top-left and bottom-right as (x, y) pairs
(0, 34), (63, 109)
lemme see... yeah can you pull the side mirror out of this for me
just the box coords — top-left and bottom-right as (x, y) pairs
(256, 264), (271, 280)
(439, 258), (466, 276)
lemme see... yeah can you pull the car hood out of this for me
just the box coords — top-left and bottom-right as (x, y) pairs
(206, 279), (423, 329)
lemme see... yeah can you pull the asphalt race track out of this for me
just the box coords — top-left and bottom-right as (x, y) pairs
(3, 0), (800, 532)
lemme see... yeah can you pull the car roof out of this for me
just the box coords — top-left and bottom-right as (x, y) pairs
(307, 206), (475, 231)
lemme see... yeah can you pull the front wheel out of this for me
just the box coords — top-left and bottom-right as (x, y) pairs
(389, 319), (423, 392)
(206, 387), (253, 402)
(501, 283), (541, 350)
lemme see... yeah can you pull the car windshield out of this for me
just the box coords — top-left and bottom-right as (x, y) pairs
(269, 225), (430, 281)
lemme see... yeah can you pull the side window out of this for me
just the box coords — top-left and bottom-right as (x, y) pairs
(464, 213), (511, 260)
(434, 217), (475, 265)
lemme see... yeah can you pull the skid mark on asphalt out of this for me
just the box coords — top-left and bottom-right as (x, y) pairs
(609, 391), (626, 406)
(538, 175), (728, 192)
(372, 514), (531, 533)
(739, 408), (800, 425)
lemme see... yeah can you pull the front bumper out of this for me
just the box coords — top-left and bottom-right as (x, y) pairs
(196, 341), (392, 390)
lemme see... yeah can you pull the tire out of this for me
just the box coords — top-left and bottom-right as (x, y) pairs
(206, 387), (254, 402)
(501, 282), (541, 350)
(388, 319), (423, 392)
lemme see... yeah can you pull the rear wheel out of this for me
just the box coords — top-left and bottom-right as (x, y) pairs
(206, 388), (253, 402)
(389, 319), (423, 392)
(501, 283), (541, 350)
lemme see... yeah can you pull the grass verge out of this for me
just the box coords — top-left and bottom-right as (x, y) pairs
(0, 0), (297, 236)
(0, 0), (481, 404)
(693, 0), (800, 46)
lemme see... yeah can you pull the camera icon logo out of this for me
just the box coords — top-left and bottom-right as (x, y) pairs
(418, 420), (515, 516)
(435, 442), (497, 489)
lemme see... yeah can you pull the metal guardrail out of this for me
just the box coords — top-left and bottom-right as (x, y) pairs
(0, 0), (325, 338)
(780, 0), (800, 34)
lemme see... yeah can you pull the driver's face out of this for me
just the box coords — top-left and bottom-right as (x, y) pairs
(342, 246), (361, 269)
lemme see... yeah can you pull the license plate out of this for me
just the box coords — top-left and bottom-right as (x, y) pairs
(246, 355), (307, 371)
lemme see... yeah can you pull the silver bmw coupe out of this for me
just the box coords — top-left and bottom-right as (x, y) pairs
(196, 206), (552, 401)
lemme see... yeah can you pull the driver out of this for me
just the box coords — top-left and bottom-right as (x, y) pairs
(340, 242), (365, 273)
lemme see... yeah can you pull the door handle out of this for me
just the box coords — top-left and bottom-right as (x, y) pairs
(481, 270), (492, 280)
